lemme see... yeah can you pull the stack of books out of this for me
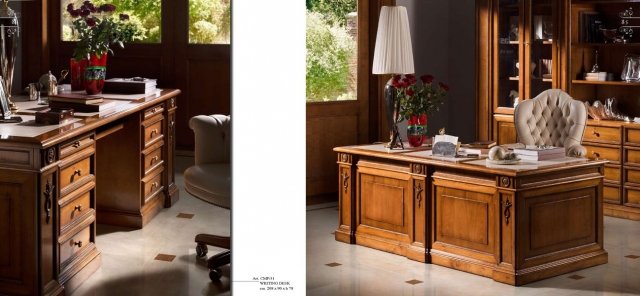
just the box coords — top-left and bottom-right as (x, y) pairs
(48, 93), (117, 112)
(103, 78), (157, 94)
(463, 141), (497, 155)
(584, 72), (607, 81)
(513, 146), (565, 161)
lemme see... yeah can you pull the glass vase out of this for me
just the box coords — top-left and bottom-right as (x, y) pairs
(70, 58), (88, 91)
(84, 53), (108, 95)
(407, 114), (427, 147)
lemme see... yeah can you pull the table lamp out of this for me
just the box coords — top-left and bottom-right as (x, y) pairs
(372, 5), (414, 149)
(0, 0), (28, 112)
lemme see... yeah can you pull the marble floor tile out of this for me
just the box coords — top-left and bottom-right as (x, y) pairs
(70, 156), (230, 296)
(307, 205), (640, 296)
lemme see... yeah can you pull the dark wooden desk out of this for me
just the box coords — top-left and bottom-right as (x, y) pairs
(0, 90), (179, 295)
(334, 144), (608, 286)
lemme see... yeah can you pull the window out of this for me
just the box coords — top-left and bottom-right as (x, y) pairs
(189, 0), (231, 44)
(61, 0), (161, 43)
(306, 0), (357, 102)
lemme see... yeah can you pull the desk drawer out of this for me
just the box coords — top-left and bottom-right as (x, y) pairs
(144, 104), (164, 120)
(142, 117), (163, 147)
(60, 157), (91, 191)
(604, 165), (621, 184)
(60, 135), (94, 159)
(624, 187), (640, 207)
(59, 226), (90, 264)
(142, 169), (163, 204)
(625, 168), (640, 186)
(60, 190), (91, 230)
(583, 144), (620, 163)
(584, 125), (621, 144)
(625, 148), (640, 166)
(626, 128), (640, 146)
(604, 184), (621, 204)
(143, 145), (163, 176)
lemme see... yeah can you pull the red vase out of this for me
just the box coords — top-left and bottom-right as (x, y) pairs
(70, 58), (88, 91)
(407, 114), (427, 147)
(84, 53), (108, 95)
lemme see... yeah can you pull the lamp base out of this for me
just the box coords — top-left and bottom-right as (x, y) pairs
(385, 124), (404, 149)
(384, 77), (404, 150)
(7, 97), (17, 112)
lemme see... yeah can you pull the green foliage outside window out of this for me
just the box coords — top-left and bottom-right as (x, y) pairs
(306, 0), (357, 102)
(62, 0), (231, 44)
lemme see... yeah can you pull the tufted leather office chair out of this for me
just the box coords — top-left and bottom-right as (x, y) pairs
(184, 114), (231, 281)
(514, 89), (587, 157)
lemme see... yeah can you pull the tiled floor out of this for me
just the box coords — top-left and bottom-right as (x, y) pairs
(70, 156), (230, 296)
(307, 204), (640, 296)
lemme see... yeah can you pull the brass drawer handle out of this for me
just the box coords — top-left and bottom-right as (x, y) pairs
(150, 155), (159, 164)
(150, 129), (158, 137)
(72, 240), (83, 248)
(592, 151), (600, 159)
(74, 205), (83, 212)
(150, 107), (157, 114)
(70, 168), (82, 182)
(72, 141), (81, 148)
(592, 130), (600, 137)
(151, 182), (159, 189)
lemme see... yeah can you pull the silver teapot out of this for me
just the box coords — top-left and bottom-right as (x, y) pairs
(38, 70), (68, 96)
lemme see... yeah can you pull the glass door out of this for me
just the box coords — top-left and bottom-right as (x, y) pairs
(526, 0), (555, 100)
(496, 0), (522, 110)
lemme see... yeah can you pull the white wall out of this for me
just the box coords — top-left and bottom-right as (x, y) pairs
(395, 0), (476, 142)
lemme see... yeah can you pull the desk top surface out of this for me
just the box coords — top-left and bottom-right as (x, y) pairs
(0, 89), (180, 148)
(334, 144), (607, 177)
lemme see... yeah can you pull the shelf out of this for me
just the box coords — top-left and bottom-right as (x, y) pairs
(509, 41), (519, 45)
(572, 42), (640, 47)
(509, 76), (520, 81)
(535, 40), (553, 45)
(572, 80), (640, 86)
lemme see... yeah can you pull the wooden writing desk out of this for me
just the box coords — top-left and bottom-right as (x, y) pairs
(334, 144), (608, 285)
(0, 89), (179, 295)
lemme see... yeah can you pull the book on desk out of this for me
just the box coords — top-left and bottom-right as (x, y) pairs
(48, 94), (117, 112)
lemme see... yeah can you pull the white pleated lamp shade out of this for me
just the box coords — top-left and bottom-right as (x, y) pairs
(372, 6), (414, 75)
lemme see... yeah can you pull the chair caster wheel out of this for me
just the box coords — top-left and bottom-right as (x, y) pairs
(196, 243), (208, 257)
(209, 269), (222, 281)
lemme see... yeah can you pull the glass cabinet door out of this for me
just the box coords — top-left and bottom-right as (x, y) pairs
(497, 0), (521, 109)
(527, 0), (554, 100)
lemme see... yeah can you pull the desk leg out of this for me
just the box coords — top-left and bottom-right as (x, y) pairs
(164, 100), (179, 208)
(407, 164), (429, 262)
(335, 153), (356, 244)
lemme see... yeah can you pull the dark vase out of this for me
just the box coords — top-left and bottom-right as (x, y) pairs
(407, 113), (427, 147)
(70, 58), (88, 91)
(84, 53), (108, 95)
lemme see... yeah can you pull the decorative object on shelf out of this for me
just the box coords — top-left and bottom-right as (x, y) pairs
(600, 28), (627, 44)
(591, 50), (600, 73)
(509, 16), (518, 41)
(534, 15), (553, 41)
(0, 0), (21, 112)
(516, 61), (536, 76)
(584, 98), (631, 121)
(619, 7), (639, 39)
(509, 90), (519, 108)
(579, 11), (604, 43)
(66, 1), (142, 95)
(539, 59), (552, 79)
(28, 82), (39, 101)
(621, 54), (640, 82)
(392, 74), (449, 147)
(372, 5), (414, 150)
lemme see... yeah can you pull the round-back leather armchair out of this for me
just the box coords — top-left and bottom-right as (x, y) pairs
(514, 89), (587, 157)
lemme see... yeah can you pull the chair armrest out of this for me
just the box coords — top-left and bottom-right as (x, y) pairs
(189, 115), (231, 165)
(566, 144), (587, 158)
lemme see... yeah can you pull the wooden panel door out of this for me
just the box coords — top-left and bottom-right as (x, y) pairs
(0, 171), (37, 296)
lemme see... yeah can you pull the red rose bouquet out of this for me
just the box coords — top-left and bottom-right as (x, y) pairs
(392, 74), (449, 120)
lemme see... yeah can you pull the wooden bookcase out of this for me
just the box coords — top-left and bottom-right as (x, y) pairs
(477, 0), (640, 220)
